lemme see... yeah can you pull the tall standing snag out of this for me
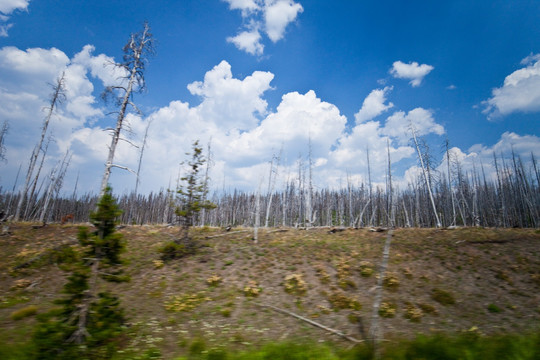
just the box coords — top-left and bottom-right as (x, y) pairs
(14, 73), (66, 221)
(0, 120), (8, 164)
(99, 22), (155, 198)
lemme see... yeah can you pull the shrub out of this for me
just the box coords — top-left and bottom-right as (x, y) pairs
(359, 261), (374, 277)
(159, 240), (197, 261)
(165, 292), (211, 312)
(383, 273), (400, 290)
(431, 288), (456, 305)
(10, 305), (38, 320)
(487, 303), (503, 313)
(207, 275), (222, 286)
(405, 304), (423, 322)
(284, 274), (307, 296)
(328, 291), (361, 311)
(378, 302), (396, 318)
(243, 281), (261, 297)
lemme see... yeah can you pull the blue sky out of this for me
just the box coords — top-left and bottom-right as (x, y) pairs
(0, 0), (539, 195)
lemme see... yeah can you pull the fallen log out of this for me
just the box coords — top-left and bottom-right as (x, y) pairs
(253, 302), (362, 343)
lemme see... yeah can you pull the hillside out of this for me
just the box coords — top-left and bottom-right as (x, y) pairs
(1, 224), (539, 359)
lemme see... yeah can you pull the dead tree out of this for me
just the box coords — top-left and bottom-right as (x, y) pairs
(128, 119), (152, 224)
(14, 73), (65, 221)
(99, 22), (155, 198)
(38, 150), (71, 224)
(0, 120), (8, 164)
(410, 121), (441, 227)
(264, 147), (282, 227)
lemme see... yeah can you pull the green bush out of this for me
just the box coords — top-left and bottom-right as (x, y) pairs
(487, 303), (503, 313)
(431, 288), (456, 305)
(159, 241), (197, 260)
(10, 305), (38, 320)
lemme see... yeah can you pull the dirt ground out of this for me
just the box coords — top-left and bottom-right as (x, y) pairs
(1, 224), (539, 358)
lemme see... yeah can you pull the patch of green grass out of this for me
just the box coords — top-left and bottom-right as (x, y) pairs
(431, 288), (456, 305)
(487, 303), (503, 313)
(0, 294), (30, 309)
(10, 305), (38, 320)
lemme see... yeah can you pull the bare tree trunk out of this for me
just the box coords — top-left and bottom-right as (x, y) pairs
(200, 138), (212, 226)
(100, 23), (154, 198)
(39, 151), (71, 224)
(24, 135), (52, 220)
(410, 123), (441, 227)
(15, 73), (65, 221)
(265, 147), (281, 227)
(129, 120), (152, 224)
(0, 120), (8, 163)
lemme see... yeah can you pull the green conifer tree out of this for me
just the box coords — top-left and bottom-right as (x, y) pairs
(160, 141), (215, 260)
(33, 187), (126, 359)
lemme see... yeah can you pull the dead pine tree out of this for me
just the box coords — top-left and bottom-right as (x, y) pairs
(14, 73), (66, 221)
(409, 121), (441, 228)
(99, 22), (155, 198)
(0, 120), (8, 164)
(128, 119), (152, 224)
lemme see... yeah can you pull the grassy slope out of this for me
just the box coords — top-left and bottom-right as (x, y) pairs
(1, 224), (539, 359)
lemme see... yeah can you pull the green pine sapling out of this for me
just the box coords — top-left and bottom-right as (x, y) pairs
(160, 140), (215, 260)
(33, 187), (126, 359)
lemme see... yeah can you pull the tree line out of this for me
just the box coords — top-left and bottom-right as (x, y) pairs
(1, 145), (538, 228)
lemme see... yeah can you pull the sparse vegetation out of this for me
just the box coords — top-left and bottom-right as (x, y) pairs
(0, 225), (539, 359)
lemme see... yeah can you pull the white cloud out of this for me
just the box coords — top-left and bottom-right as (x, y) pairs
(354, 86), (393, 124)
(0, 46), (68, 81)
(382, 108), (444, 145)
(264, 0), (303, 42)
(0, 0), (30, 14)
(223, 0), (260, 14)
(389, 60), (434, 87)
(71, 45), (127, 87)
(225, 0), (303, 55)
(0, 23), (12, 37)
(0, 0), (30, 37)
(227, 29), (264, 56)
(483, 54), (540, 119)
(225, 90), (347, 164)
(187, 60), (274, 130)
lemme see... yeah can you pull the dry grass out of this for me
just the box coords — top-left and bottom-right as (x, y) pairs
(1, 224), (539, 359)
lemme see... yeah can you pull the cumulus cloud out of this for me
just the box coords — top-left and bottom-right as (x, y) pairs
(187, 60), (274, 130)
(0, 0), (29, 14)
(389, 60), (434, 87)
(264, 0), (304, 42)
(354, 87), (394, 124)
(223, 0), (260, 13)
(0, 0), (30, 37)
(224, 0), (303, 55)
(227, 29), (264, 55)
(382, 108), (444, 145)
(483, 54), (540, 119)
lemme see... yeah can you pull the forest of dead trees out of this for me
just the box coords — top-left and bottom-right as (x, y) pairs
(1, 145), (538, 229)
